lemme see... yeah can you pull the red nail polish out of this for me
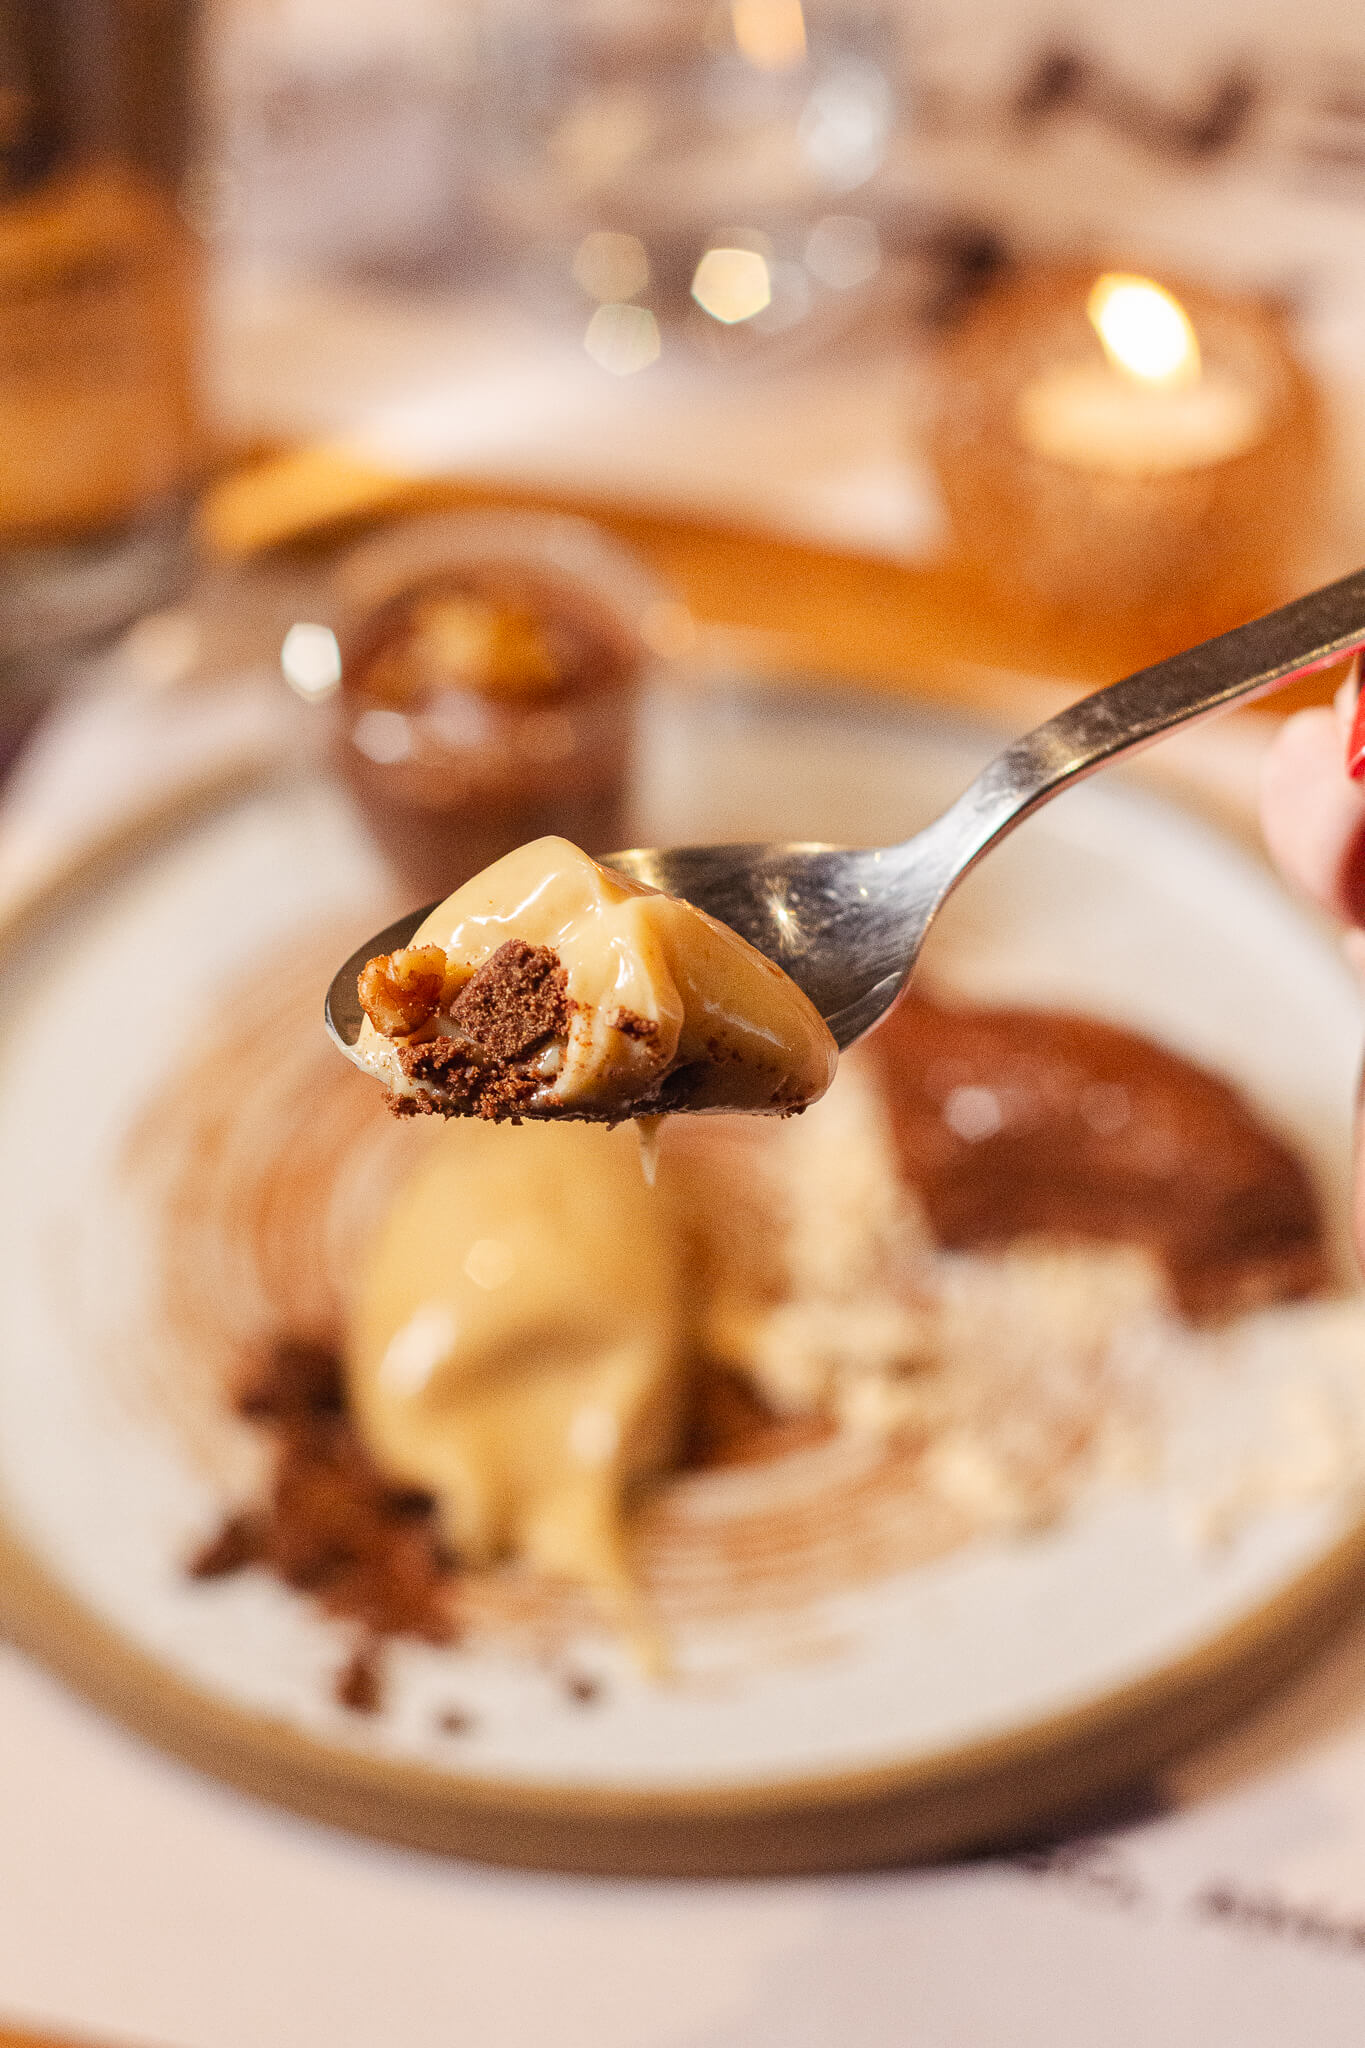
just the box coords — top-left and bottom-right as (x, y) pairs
(1351, 686), (1365, 782)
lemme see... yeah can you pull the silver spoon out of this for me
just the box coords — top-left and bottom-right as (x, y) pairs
(327, 568), (1365, 1064)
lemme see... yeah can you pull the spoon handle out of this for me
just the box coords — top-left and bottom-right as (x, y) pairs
(931, 566), (1365, 876)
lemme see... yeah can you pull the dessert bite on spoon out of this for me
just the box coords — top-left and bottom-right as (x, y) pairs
(327, 569), (1365, 1122)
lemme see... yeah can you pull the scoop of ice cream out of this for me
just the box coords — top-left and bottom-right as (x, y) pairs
(345, 1118), (685, 1607)
(355, 835), (838, 1121)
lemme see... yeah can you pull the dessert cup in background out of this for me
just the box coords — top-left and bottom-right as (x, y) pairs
(328, 510), (682, 901)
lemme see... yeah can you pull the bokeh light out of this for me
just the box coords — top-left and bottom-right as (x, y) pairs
(572, 231), (651, 304)
(280, 622), (342, 700)
(691, 247), (772, 324)
(584, 301), (662, 374)
(730, 0), (807, 71)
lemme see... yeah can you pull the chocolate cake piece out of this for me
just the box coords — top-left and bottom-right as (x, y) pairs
(389, 939), (576, 1121)
(392, 1040), (546, 1119)
(445, 938), (572, 1060)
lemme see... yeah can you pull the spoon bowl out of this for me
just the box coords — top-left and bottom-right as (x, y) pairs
(328, 569), (1365, 1069)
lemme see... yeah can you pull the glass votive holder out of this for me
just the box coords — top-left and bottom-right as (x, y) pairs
(319, 511), (679, 901)
(0, 0), (202, 666)
(474, 0), (905, 370)
(928, 264), (1324, 639)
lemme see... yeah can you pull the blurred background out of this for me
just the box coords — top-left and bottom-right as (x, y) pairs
(11, 0), (1365, 714)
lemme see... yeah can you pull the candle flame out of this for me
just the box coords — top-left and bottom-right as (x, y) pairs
(1087, 274), (1201, 388)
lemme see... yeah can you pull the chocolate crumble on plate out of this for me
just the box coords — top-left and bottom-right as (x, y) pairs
(190, 1340), (460, 1712)
(563, 1671), (604, 1707)
(610, 1010), (662, 1049)
(336, 1639), (384, 1715)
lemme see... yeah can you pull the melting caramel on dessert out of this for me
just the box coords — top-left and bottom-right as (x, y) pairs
(355, 836), (837, 1122)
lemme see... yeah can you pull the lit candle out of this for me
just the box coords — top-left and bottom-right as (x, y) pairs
(928, 260), (1322, 643)
(1014, 274), (1267, 478)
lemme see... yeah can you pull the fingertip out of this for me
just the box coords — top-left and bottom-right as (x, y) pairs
(1260, 706), (1365, 923)
(1260, 706), (1336, 874)
(1334, 654), (1365, 777)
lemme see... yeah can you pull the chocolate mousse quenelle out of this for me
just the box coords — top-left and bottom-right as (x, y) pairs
(353, 836), (838, 1124)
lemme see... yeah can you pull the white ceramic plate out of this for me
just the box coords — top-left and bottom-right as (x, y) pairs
(0, 676), (1362, 1875)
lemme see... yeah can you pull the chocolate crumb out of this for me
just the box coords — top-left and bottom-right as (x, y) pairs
(388, 939), (579, 1122)
(386, 1087), (440, 1119)
(191, 1339), (459, 1673)
(236, 1340), (344, 1420)
(447, 939), (572, 1062)
(396, 1035), (546, 1120)
(266, 1418), (452, 1637)
(188, 1510), (267, 1579)
(386, 1078), (633, 1126)
(563, 1671), (603, 1706)
(610, 1009), (661, 1049)
(436, 1706), (476, 1736)
(336, 1639), (383, 1714)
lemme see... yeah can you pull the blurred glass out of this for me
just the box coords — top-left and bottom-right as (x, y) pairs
(476, 0), (907, 365)
(207, 2), (484, 289)
(0, 0), (201, 665)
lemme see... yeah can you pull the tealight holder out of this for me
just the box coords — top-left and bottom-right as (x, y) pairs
(929, 264), (1323, 640)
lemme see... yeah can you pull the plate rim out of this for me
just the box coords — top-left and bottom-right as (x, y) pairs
(1, 676), (1362, 1877)
(6, 1503), (1365, 1876)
